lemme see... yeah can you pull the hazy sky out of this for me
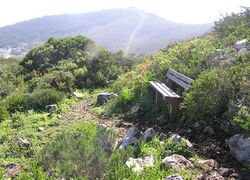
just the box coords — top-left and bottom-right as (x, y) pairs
(0, 0), (249, 27)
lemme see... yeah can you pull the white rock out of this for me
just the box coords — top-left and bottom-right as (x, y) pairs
(165, 175), (183, 180)
(143, 128), (156, 140)
(45, 104), (57, 113)
(119, 126), (143, 149)
(57, 114), (62, 119)
(38, 127), (45, 132)
(73, 92), (84, 99)
(235, 39), (248, 50)
(16, 138), (31, 148)
(229, 134), (250, 168)
(162, 154), (194, 170)
(126, 155), (154, 173)
(170, 134), (193, 148)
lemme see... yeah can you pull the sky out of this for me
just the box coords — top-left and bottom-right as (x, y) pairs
(0, 0), (249, 27)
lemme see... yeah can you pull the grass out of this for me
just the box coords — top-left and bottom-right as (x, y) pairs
(0, 90), (201, 179)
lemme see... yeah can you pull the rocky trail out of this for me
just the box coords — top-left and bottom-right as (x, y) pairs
(57, 95), (250, 179)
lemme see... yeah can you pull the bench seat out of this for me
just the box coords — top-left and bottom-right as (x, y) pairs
(149, 81), (181, 100)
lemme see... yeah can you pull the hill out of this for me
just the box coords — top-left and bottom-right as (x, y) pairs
(0, 8), (212, 55)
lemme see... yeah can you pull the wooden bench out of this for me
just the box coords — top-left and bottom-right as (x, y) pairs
(150, 69), (193, 120)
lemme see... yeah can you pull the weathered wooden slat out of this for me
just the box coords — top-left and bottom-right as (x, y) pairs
(150, 81), (181, 99)
(160, 83), (180, 98)
(150, 81), (178, 98)
(150, 81), (169, 97)
(155, 82), (176, 97)
(167, 73), (190, 90)
(167, 69), (193, 84)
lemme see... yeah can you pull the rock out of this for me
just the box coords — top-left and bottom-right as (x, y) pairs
(143, 128), (156, 141)
(170, 134), (193, 148)
(238, 48), (249, 54)
(165, 175), (183, 180)
(4, 163), (21, 178)
(198, 159), (218, 172)
(228, 134), (250, 168)
(235, 39), (250, 51)
(96, 124), (118, 153)
(126, 155), (154, 173)
(162, 154), (194, 170)
(195, 172), (224, 180)
(27, 109), (33, 114)
(45, 104), (57, 113)
(73, 92), (84, 99)
(131, 105), (140, 114)
(159, 133), (168, 141)
(16, 137), (31, 148)
(96, 92), (118, 105)
(204, 172), (224, 180)
(38, 127), (45, 132)
(219, 167), (234, 177)
(57, 114), (62, 119)
(160, 141), (165, 146)
(187, 128), (192, 133)
(194, 122), (200, 129)
(203, 126), (215, 135)
(119, 126), (143, 149)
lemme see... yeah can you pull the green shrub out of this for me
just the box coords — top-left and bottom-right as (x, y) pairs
(232, 106), (250, 132)
(181, 70), (222, 124)
(182, 60), (250, 129)
(0, 101), (9, 122)
(5, 91), (26, 113)
(41, 127), (108, 179)
(24, 89), (64, 110)
(39, 71), (75, 92)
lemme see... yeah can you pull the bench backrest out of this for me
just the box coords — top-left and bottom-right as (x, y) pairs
(167, 69), (193, 90)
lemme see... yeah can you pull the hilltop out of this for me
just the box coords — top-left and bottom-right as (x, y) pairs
(0, 8), (211, 55)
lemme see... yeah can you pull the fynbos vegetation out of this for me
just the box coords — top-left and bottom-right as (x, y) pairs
(0, 7), (249, 179)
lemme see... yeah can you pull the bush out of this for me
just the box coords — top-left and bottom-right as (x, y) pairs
(181, 70), (222, 124)
(24, 89), (64, 110)
(5, 91), (26, 113)
(40, 122), (109, 179)
(0, 101), (9, 122)
(38, 71), (75, 92)
(232, 106), (250, 132)
(182, 60), (250, 130)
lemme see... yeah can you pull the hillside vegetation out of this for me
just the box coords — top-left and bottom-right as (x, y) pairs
(0, 7), (249, 179)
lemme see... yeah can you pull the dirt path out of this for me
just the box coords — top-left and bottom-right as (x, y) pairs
(59, 97), (132, 137)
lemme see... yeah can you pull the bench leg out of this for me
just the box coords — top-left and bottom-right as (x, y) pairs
(155, 91), (161, 106)
(170, 100), (182, 121)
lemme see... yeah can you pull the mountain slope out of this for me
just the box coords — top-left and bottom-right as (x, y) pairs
(0, 8), (212, 54)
